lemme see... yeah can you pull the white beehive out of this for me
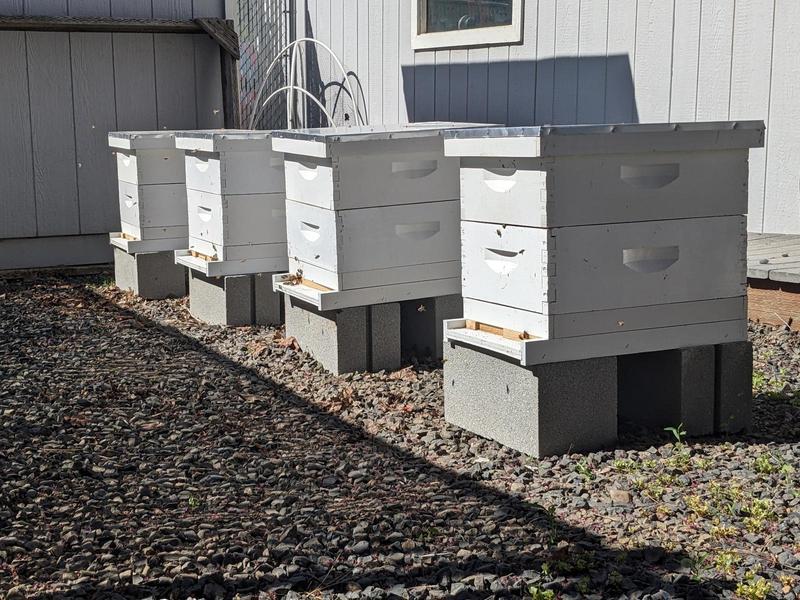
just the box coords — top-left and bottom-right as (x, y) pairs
(108, 131), (188, 253)
(271, 122), (490, 310)
(442, 121), (765, 365)
(173, 130), (288, 277)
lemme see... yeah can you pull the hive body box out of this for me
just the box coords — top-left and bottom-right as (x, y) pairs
(443, 122), (765, 366)
(173, 130), (288, 277)
(271, 122), (488, 310)
(108, 131), (188, 253)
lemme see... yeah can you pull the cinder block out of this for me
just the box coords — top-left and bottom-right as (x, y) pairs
(401, 294), (463, 360)
(113, 247), (187, 299)
(370, 303), (402, 372)
(189, 271), (253, 327)
(444, 342), (618, 457)
(285, 298), (402, 374)
(715, 341), (753, 433)
(618, 346), (715, 436)
(253, 272), (283, 326)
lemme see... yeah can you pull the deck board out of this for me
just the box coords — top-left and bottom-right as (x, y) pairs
(747, 233), (800, 283)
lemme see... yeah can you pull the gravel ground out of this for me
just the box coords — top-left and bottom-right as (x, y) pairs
(1, 271), (799, 600)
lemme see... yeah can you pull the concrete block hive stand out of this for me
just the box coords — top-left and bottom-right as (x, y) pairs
(108, 131), (188, 299)
(442, 121), (765, 456)
(271, 122), (489, 373)
(173, 130), (287, 327)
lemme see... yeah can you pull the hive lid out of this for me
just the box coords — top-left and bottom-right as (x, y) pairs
(443, 121), (766, 157)
(108, 131), (178, 151)
(272, 122), (494, 157)
(174, 129), (275, 153)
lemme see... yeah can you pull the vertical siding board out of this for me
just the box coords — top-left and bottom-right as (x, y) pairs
(398, 0), (413, 123)
(66, 0), (110, 16)
(487, 45), (509, 125)
(110, 0), (151, 17)
(152, 0), (193, 19)
(576, 0), (608, 124)
(633, 0), (674, 122)
(449, 49), (467, 121)
(194, 35), (224, 128)
(367, 0), (383, 124)
(696, 0), (734, 120)
(605, 0), (637, 122)
(113, 33), (157, 130)
(191, 0), (225, 17)
(669, 0), (701, 121)
(382, 0), (399, 123)
(434, 49), (450, 120)
(730, 0), (774, 232)
(71, 32), (117, 234)
(466, 47), (489, 122)
(27, 31), (79, 236)
(154, 34), (198, 129)
(342, 0), (359, 123)
(763, 1), (800, 233)
(0, 31), (36, 238)
(534, 0), (556, 124)
(24, 0), (67, 15)
(507, 0), (538, 126)
(552, 0), (580, 124)
(414, 49), (436, 123)
(328, 0), (346, 123)
(356, 0), (370, 124)
(0, 1), (24, 14)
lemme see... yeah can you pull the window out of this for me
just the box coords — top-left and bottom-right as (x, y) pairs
(413, 0), (523, 50)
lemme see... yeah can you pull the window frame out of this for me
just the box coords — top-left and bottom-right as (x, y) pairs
(412, 0), (524, 51)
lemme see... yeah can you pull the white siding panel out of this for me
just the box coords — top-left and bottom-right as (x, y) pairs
(356, 0), (370, 124)
(27, 31), (79, 236)
(434, 49), (450, 120)
(192, 0), (225, 17)
(552, 0), (579, 124)
(487, 45), (509, 125)
(763, 1), (800, 233)
(466, 47), (489, 122)
(0, 1), (24, 14)
(110, 0), (151, 17)
(576, 0), (608, 124)
(367, 0), (383, 124)
(730, 0), (774, 232)
(535, 0), (556, 124)
(696, 0), (734, 120)
(449, 49), (468, 121)
(398, 0), (414, 123)
(0, 31), (36, 238)
(152, 0), (192, 19)
(507, 0), (537, 126)
(414, 49), (436, 122)
(605, 0), (637, 123)
(669, 0), (701, 121)
(382, 0), (400, 123)
(634, 0), (674, 122)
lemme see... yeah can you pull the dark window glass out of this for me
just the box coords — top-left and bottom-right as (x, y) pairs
(425, 0), (513, 33)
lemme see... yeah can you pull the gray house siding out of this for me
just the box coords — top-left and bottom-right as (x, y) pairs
(298, 0), (800, 235)
(0, 0), (226, 269)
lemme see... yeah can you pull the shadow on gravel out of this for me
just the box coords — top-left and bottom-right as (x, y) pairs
(1, 275), (770, 599)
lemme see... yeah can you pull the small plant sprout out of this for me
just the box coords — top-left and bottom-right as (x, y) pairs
(528, 586), (555, 600)
(664, 423), (687, 444)
(735, 570), (773, 600)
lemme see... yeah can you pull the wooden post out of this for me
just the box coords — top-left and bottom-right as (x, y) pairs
(221, 45), (241, 129)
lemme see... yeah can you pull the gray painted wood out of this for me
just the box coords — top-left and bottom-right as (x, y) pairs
(71, 31), (118, 234)
(152, 0), (192, 19)
(155, 33), (198, 129)
(194, 35), (224, 128)
(0, 233), (111, 269)
(466, 47), (488, 122)
(506, 0), (536, 126)
(0, 0), (24, 14)
(66, 0), (110, 16)
(192, 0), (225, 17)
(27, 31), (79, 236)
(109, 0), (150, 17)
(24, 0), (67, 15)
(0, 31), (36, 238)
(113, 33), (157, 130)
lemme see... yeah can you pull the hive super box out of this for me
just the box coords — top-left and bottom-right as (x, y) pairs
(108, 131), (188, 253)
(271, 122), (489, 310)
(173, 130), (288, 277)
(442, 121), (765, 365)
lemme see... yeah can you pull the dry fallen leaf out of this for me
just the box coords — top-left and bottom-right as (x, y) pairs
(388, 366), (418, 382)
